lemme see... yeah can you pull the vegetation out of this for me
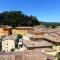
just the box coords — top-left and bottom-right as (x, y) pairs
(17, 34), (22, 39)
(40, 22), (60, 28)
(0, 11), (40, 27)
(56, 52), (60, 60)
(15, 34), (22, 49)
(11, 48), (15, 52)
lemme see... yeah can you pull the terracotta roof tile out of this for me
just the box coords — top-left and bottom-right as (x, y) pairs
(23, 40), (53, 48)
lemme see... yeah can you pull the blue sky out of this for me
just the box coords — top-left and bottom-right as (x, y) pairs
(0, 0), (60, 22)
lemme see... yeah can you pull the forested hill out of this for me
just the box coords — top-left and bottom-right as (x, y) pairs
(0, 11), (40, 27)
(40, 22), (60, 28)
(0, 11), (60, 28)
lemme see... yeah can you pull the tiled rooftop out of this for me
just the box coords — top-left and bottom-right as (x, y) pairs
(0, 51), (55, 60)
(23, 40), (53, 48)
(15, 27), (33, 29)
(2, 34), (17, 41)
(44, 33), (60, 43)
(0, 25), (12, 28)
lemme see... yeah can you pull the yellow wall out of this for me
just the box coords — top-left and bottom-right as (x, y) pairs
(0, 27), (33, 36)
(46, 45), (60, 56)
(3, 29), (10, 35)
(46, 51), (57, 56)
(53, 45), (60, 52)
(0, 28), (11, 36)
(0, 28), (4, 36)
(12, 28), (31, 35)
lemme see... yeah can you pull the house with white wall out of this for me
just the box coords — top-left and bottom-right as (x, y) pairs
(2, 35), (17, 52)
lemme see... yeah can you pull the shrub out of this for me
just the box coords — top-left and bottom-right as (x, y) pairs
(11, 48), (15, 52)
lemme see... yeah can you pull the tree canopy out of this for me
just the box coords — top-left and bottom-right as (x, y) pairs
(0, 11), (40, 27)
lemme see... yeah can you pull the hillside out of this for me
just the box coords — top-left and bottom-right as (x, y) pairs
(40, 22), (60, 28)
(0, 11), (40, 27)
(0, 11), (60, 28)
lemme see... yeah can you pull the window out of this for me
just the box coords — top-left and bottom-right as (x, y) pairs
(7, 50), (8, 51)
(6, 44), (8, 45)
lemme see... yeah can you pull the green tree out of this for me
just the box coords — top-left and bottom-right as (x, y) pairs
(56, 52), (60, 60)
(11, 48), (15, 52)
(15, 34), (22, 48)
(0, 11), (40, 27)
